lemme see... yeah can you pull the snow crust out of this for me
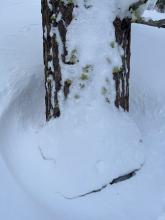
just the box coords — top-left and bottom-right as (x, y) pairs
(0, 0), (165, 220)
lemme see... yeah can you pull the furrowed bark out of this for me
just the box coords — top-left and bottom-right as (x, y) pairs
(113, 17), (131, 111)
(41, 0), (74, 121)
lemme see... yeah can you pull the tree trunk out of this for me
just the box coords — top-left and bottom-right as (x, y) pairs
(113, 17), (131, 112)
(41, 0), (74, 121)
(41, 1), (131, 120)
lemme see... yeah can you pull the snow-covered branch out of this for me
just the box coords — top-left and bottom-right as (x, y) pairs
(132, 18), (165, 28)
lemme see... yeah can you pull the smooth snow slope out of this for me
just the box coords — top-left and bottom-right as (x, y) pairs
(0, 1), (55, 220)
(0, 0), (165, 220)
(0, 154), (56, 220)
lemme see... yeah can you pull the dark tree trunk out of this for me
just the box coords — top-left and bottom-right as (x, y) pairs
(113, 17), (131, 112)
(41, 0), (74, 121)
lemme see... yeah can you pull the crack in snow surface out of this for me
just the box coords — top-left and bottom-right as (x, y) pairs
(57, 167), (142, 200)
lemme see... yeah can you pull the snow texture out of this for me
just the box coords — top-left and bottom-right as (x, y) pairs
(0, 0), (165, 220)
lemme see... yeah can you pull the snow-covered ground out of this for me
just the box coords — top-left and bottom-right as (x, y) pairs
(0, 0), (165, 220)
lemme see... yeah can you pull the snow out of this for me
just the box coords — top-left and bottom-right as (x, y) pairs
(0, 0), (165, 220)
(143, 9), (165, 19)
(0, 151), (55, 220)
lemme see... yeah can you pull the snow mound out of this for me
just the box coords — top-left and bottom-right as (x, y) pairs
(0, 69), (144, 198)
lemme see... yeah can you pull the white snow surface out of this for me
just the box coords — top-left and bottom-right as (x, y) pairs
(0, 0), (165, 220)
(143, 9), (165, 19)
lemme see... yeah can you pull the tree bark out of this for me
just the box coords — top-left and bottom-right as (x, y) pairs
(113, 17), (131, 112)
(41, 0), (74, 121)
